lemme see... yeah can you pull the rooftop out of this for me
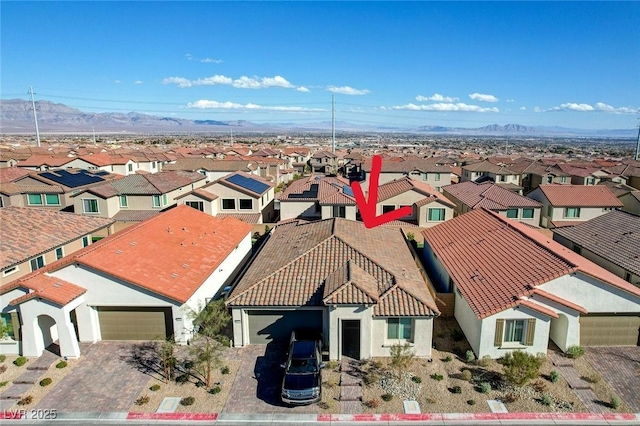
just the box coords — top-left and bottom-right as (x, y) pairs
(535, 184), (623, 207)
(443, 181), (541, 210)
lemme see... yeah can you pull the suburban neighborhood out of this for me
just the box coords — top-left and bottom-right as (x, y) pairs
(0, 136), (639, 423)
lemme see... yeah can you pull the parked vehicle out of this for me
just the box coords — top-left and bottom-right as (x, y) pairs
(280, 330), (324, 405)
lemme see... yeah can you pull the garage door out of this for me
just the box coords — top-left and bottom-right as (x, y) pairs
(580, 315), (640, 346)
(247, 310), (323, 344)
(98, 307), (173, 340)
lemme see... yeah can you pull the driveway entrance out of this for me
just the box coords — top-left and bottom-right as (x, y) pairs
(584, 346), (640, 412)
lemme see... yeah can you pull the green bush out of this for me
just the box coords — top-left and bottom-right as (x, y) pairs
(13, 356), (27, 367)
(480, 382), (491, 393)
(39, 377), (52, 387)
(443, 355), (452, 363)
(549, 370), (560, 383)
(500, 351), (544, 386)
(183, 360), (194, 370)
(541, 394), (552, 406)
(381, 393), (393, 401)
(175, 373), (190, 384)
(566, 345), (585, 359)
(406, 232), (415, 241)
(460, 369), (472, 381)
(209, 386), (222, 395)
(610, 395), (621, 410)
(411, 375), (422, 384)
(0, 354), (6, 362)
(17, 395), (33, 406)
(180, 396), (195, 406)
(450, 386), (462, 394)
(135, 395), (150, 405)
(431, 373), (444, 381)
(0, 381), (7, 387)
(221, 366), (230, 374)
(55, 361), (67, 369)
(465, 350), (476, 363)
(467, 399), (476, 405)
(150, 384), (161, 391)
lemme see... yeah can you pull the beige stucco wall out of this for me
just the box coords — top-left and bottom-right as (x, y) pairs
(416, 201), (454, 227)
(279, 200), (318, 220)
(495, 207), (541, 227)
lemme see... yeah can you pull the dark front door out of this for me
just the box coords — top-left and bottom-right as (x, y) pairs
(341, 320), (360, 359)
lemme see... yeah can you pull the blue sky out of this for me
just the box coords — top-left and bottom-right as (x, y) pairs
(2, 1), (639, 130)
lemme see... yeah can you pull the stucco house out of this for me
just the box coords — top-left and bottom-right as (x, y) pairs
(277, 175), (357, 221)
(360, 157), (452, 192)
(310, 151), (338, 174)
(443, 181), (542, 226)
(422, 209), (640, 359)
(226, 218), (439, 360)
(527, 184), (623, 228)
(0, 206), (253, 358)
(163, 158), (259, 182)
(460, 160), (521, 189)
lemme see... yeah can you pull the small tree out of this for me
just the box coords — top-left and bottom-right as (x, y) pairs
(500, 350), (544, 386)
(158, 337), (176, 384)
(190, 334), (223, 388)
(390, 342), (415, 377)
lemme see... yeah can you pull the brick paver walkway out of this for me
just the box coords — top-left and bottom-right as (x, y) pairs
(34, 342), (151, 412)
(584, 347), (640, 412)
(339, 357), (362, 414)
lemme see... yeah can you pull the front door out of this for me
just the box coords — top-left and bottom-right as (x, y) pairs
(341, 320), (360, 359)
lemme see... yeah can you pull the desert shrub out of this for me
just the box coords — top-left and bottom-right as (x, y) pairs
(411, 375), (422, 384)
(317, 401), (331, 410)
(369, 360), (383, 370)
(175, 373), (190, 384)
(583, 373), (601, 384)
(610, 395), (621, 410)
(0, 381), (7, 387)
(0, 365), (6, 374)
(183, 360), (194, 370)
(362, 372), (379, 387)
(135, 395), (150, 405)
(451, 329), (465, 342)
(381, 393), (393, 401)
(209, 386), (221, 394)
(549, 370), (560, 383)
(467, 399), (476, 405)
(55, 361), (67, 369)
(450, 385), (462, 394)
(221, 366), (230, 374)
(149, 384), (160, 391)
(406, 232), (415, 241)
(443, 355), (452, 363)
(390, 342), (415, 373)
(17, 395), (33, 406)
(500, 351), (544, 386)
(326, 361), (339, 370)
(180, 396), (195, 406)
(532, 379), (548, 393)
(425, 397), (436, 404)
(540, 394), (552, 406)
(478, 355), (491, 368)
(39, 377), (52, 387)
(503, 392), (519, 403)
(460, 369), (472, 381)
(465, 350), (476, 363)
(13, 356), (27, 367)
(364, 398), (380, 408)
(479, 382), (491, 393)
(566, 345), (585, 359)
(431, 373), (444, 381)
(0, 354), (6, 362)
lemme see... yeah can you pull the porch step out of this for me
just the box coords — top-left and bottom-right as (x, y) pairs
(556, 366), (592, 390)
(548, 351), (573, 367)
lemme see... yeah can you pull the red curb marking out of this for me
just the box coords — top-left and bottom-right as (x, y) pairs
(602, 413), (637, 420)
(317, 413), (332, 422)
(317, 412), (640, 422)
(551, 413), (605, 421)
(127, 412), (218, 420)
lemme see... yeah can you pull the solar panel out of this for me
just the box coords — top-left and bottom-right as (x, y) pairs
(40, 169), (105, 188)
(226, 173), (270, 195)
(288, 183), (319, 199)
(342, 185), (354, 197)
(94, 170), (109, 176)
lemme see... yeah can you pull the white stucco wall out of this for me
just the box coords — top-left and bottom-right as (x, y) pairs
(416, 201), (454, 228)
(371, 316), (433, 359)
(279, 201), (318, 220)
(328, 305), (373, 360)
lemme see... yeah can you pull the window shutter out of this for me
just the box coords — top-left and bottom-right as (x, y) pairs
(525, 318), (536, 346)
(494, 319), (505, 347)
(10, 312), (20, 341)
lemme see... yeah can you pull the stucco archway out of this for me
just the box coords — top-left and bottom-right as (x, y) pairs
(549, 312), (570, 352)
(36, 314), (59, 352)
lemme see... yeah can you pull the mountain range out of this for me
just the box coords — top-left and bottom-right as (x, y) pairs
(0, 98), (636, 138)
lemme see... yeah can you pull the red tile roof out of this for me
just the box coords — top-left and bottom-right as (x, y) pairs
(279, 175), (356, 205)
(215, 212), (262, 224)
(3, 274), (86, 307)
(0, 167), (31, 183)
(17, 155), (73, 168)
(536, 184), (623, 207)
(376, 177), (454, 208)
(444, 181), (541, 211)
(422, 209), (640, 319)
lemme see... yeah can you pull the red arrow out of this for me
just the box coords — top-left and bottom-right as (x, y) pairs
(351, 155), (413, 229)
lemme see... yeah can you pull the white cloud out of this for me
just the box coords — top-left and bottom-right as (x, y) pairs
(506, 99), (515, 103)
(163, 74), (299, 90)
(186, 53), (222, 64)
(391, 102), (499, 113)
(469, 93), (499, 102)
(113, 80), (121, 84)
(134, 80), (143, 85)
(533, 106), (543, 113)
(296, 86), (310, 93)
(186, 99), (325, 112)
(326, 86), (370, 95)
(542, 102), (638, 114)
(415, 93), (459, 103)
(520, 106), (526, 110)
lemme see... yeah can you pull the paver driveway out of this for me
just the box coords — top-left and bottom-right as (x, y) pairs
(584, 346), (640, 412)
(35, 342), (151, 412)
(223, 344), (320, 414)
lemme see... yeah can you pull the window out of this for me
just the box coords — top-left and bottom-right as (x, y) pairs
(504, 319), (526, 343)
(82, 199), (99, 214)
(128, 163), (133, 172)
(625, 272), (632, 282)
(152, 195), (161, 208)
(333, 205), (346, 218)
(434, 173), (441, 181)
(2, 266), (19, 277)
(30, 255), (45, 272)
(387, 318), (412, 340)
(82, 236), (89, 247)
(564, 207), (581, 218)
(573, 245), (582, 255)
(186, 201), (204, 212)
(261, 195), (264, 207)
(45, 194), (60, 205)
(522, 208), (534, 219)
(239, 199), (253, 210)
(222, 199), (235, 210)
(55, 247), (64, 260)
(422, 173), (428, 181)
(587, 177), (596, 185)
(500, 175), (507, 182)
(119, 195), (128, 207)
(506, 209), (518, 219)
(428, 208), (445, 221)
(546, 176), (553, 184)
(152, 161), (157, 169)
(162, 194), (168, 205)
(560, 176), (567, 183)
(547, 205), (553, 217)
(27, 194), (43, 205)
(1, 314), (15, 340)
(382, 205), (395, 214)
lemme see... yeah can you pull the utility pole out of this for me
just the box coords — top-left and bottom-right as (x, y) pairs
(92, 126), (96, 144)
(28, 86), (41, 147)
(331, 95), (335, 154)
(635, 119), (640, 161)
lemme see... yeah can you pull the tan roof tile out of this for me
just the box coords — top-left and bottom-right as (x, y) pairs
(537, 184), (623, 207)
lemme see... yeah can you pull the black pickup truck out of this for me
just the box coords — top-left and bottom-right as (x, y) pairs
(280, 330), (325, 405)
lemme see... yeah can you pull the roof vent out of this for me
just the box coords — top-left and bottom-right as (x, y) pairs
(53, 282), (62, 288)
(129, 241), (137, 246)
(182, 227), (188, 231)
(182, 264), (189, 268)
(115, 249), (123, 254)
(171, 273), (179, 278)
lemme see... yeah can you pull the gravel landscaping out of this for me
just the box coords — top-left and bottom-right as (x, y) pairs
(318, 361), (341, 413)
